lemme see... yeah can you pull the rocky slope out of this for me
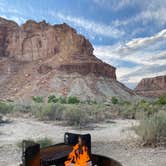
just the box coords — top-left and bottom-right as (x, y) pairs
(135, 75), (166, 97)
(0, 17), (135, 102)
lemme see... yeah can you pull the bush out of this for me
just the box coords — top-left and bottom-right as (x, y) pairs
(63, 106), (90, 126)
(0, 102), (13, 114)
(48, 95), (59, 103)
(12, 104), (32, 113)
(121, 105), (136, 119)
(87, 100), (97, 105)
(58, 97), (67, 104)
(86, 104), (107, 122)
(134, 111), (166, 147)
(119, 100), (160, 119)
(32, 96), (44, 103)
(119, 99), (131, 106)
(48, 96), (79, 104)
(111, 96), (118, 104)
(67, 96), (80, 104)
(157, 93), (166, 105)
(34, 103), (64, 120)
(36, 137), (53, 148)
(17, 137), (53, 148)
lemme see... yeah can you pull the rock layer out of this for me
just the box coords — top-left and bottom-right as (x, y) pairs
(0, 17), (116, 79)
(0, 17), (135, 101)
(135, 75), (166, 97)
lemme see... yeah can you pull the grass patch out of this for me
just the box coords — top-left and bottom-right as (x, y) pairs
(17, 137), (53, 148)
(0, 102), (14, 114)
(36, 137), (54, 148)
(134, 111), (166, 147)
(63, 105), (90, 126)
(33, 103), (64, 121)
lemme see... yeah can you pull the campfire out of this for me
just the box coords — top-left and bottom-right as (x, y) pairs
(65, 136), (92, 166)
(21, 133), (122, 166)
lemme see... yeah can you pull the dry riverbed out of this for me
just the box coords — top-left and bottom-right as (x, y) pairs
(0, 117), (166, 166)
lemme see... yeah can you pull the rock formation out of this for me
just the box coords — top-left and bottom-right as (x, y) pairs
(0, 17), (135, 102)
(135, 75), (166, 97)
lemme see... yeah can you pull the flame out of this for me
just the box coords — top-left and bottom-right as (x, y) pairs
(65, 143), (90, 166)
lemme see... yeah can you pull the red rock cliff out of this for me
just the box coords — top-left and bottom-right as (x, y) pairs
(135, 75), (166, 97)
(0, 17), (116, 79)
(0, 17), (138, 102)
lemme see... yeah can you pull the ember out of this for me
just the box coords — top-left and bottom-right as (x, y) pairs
(65, 136), (92, 166)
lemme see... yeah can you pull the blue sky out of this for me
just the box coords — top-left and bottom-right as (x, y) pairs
(0, 0), (166, 88)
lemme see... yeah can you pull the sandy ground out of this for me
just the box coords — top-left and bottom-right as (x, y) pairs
(0, 117), (166, 166)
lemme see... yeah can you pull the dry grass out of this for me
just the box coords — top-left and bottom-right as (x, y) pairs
(134, 111), (166, 147)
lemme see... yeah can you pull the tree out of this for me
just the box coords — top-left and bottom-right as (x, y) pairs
(67, 96), (80, 104)
(111, 96), (118, 104)
(58, 97), (67, 104)
(157, 93), (166, 105)
(48, 95), (58, 103)
(32, 96), (44, 103)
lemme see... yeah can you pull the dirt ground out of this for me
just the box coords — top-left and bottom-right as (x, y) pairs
(0, 117), (166, 166)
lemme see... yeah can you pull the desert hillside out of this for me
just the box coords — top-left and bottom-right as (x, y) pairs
(135, 75), (166, 97)
(0, 17), (135, 102)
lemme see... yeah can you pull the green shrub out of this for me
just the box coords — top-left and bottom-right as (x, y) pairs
(119, 100), (131, 106)
(119, 100), (160, 119)
(111, 96), (118, 104)
(134, 111), (166, 147)
(157, 93), (166, 105)
(88, 100), (97, 105)
(67, 96), (80, 104)
(0, 102), (13, 114)
(34, 103), (64, 121)
(48, 96), (79, 104)
(36, 137), (53, 148)
(58, 97), (67, 104)
(137, 100), (158, 117)
(32, 96), (44, 103)
(48, 95), (59, 103)
(63, 106), (90, 126)
(120, 104), (136, 119)
(17, 137), (53, 148)
(86, 104), (107, 122)
(12, 104), (32, 113)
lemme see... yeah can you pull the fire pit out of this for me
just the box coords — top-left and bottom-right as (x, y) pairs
(21, 133), (122, 166)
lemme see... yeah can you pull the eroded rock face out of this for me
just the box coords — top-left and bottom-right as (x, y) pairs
(58, 62), (116, 78)
(0, 17), (116, 79)
(135, 75), (166, 97)
(0, 17), (136, 101)
(0, 17), (18, 57)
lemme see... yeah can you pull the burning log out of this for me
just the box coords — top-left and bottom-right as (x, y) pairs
(21, 133), (122, 166)
(65, 136), (91, 166)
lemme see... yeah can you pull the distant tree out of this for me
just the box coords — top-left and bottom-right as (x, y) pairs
(91, 100), (97, 104)
(111, 96), (118, 104)
(157, 93), (166, 105)
(67, 96), (80, 104)
(32, 96), (44, 103)
(48, 95), (58, 103)
(140, 99), (147, 104)
(58, 97), (67, 104)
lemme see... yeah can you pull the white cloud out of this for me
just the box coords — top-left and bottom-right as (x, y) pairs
(111, 0), (166, 30)
(0, 1), (21, 15)
(10, 16), (26, 25)
(94, 28), (166, 88)
(50, 12), (124, 38)
(125, 7), (166, 26)
(121, 64), (166, 86)
(125, 29), (166, 48)
(0, 14), (25, 25)
(93, 0), (137, 11)
(0, 1), (26, 25)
